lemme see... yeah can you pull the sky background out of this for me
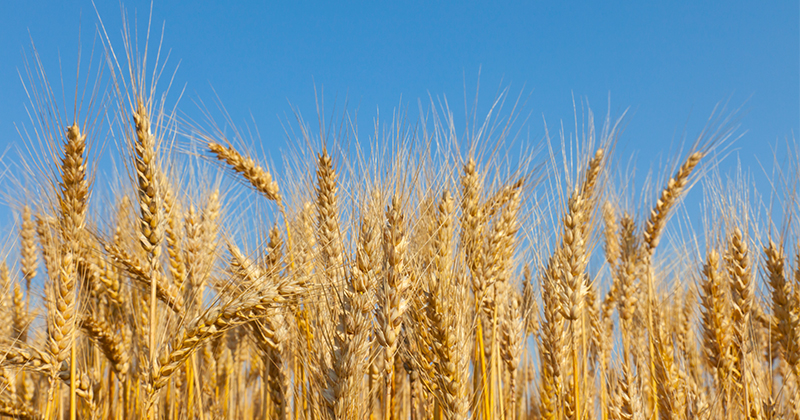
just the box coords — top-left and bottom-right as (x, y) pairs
(0, 1), (798, 234)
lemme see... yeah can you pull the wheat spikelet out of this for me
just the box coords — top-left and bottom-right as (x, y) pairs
(484, 179), (522, 312)
(612, 362), (644, 420)
(46, 122), (89, 420)
(313, 150), (345, 383)
(252, 312), (291, 420)
(184, 203), (205, 313)
(227, 243), (266, 294)
(34, 214), (59, 284)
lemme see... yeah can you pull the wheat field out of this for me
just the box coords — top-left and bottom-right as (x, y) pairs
(0, 14), (798, 420)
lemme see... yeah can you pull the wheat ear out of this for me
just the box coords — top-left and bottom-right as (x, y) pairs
(0, 263), (12, 340)
(103, 241), (184, 314)
(163, 182), (187, 291)
(326, 211), (379, 419)
(426, 190), (470, 420)
(700, 248), (734, 413)
(208, 142), (281, 201)
(539, 257), (564, 420)
(375, 195), (409, 420)
(132, 100), (166, 402)
(643, 152), (703, 254)
(12, 281), (28, 343)
(639, 152), (703, 419)
(151, 286), (302, 393)
(81, 313), (131, 378)
(0, 396), (39, 420)
(764, 240), (800, 379)
(50, 122), (88, 420)
(20, 205), (37, 302)
(725, 226), (757, 416)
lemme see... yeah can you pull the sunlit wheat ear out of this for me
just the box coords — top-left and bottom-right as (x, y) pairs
(314, 148), (344, 382)
(208, 142), (281, 201)
(521, 267), (540, 340)
(20, 205), (38, 297)
(132, 100), (165, 259)
(49, 123), (88, 365)
(724, 225), (760, 417)
(326, 211), (378, 419)
(241, 226), (292, 420)
(652, 304), (685, 419)
(558, 189), (587, 322)
(0, 397), (39, 419)
(484, 179), (522, 307)
(163, 182), (187, 291)
(87, 244), (124, 307)
(602, 201), (620, 270)
(539, 257), (564, 420)
(700, 248), (734, 392)
(501, 289), (524, 420)
(643, 152), (703, 254)
(0, 263), (12, 340)
(581, 148), (605, 200)
(425, 190), (469, 420)
(103, 241), (184, 314)
(151, 280), (303, 393)
(764, 240), (800, 378)
(12, 281), (28, 343)
(375, 194), (409, 420)
(461, 157), (484, 283)
(80, 313), (131, 379)
(316, 150), (344, 284)
(131, 99), (166, 404)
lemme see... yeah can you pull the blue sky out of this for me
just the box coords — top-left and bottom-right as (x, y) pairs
(0, 2), (798, 224)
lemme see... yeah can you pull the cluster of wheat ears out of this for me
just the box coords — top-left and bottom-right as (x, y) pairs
(1, 15), (799, 420)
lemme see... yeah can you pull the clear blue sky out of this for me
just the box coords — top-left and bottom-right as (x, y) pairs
(0, 2), (798, 219)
